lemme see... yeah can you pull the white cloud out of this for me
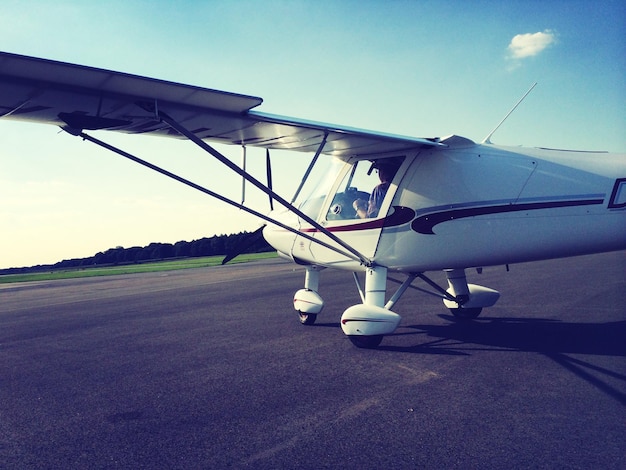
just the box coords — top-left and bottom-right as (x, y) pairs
(508, 30), (556, 59)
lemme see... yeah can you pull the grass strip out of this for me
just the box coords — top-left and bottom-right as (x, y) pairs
(0, 252), (277, 284)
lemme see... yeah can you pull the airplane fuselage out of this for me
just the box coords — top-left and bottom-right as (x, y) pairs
(265, 139), (626, 272)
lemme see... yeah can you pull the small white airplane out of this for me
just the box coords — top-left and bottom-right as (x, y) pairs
(1, 51), (624, 348)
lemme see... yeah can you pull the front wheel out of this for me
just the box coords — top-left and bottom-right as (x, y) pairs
(348, 335), (383, 349)
(449, 307), (482, 320)
(299, 312), (317, 325)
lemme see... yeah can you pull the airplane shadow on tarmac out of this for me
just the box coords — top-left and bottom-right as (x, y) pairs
(383, 316), (626, 405)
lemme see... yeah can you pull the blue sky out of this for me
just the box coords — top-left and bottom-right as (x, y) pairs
(1, 0), (624, 268)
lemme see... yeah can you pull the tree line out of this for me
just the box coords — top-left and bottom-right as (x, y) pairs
(1, 231), (272, 275)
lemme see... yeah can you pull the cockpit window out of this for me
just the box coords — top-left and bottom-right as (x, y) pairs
(327, 157), (403, 220)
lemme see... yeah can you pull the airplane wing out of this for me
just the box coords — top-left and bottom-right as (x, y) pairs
(0, 51), (441, 157)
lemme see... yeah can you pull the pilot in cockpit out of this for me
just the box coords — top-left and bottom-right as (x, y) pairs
(353, 161), (400, 219)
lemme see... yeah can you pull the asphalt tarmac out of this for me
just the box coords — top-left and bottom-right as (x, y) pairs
(1, 252), (624, 469)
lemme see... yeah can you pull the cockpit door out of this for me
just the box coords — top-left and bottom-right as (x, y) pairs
(291, 156), (405, 268)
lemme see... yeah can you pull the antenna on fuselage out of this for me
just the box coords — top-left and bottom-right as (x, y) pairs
(481, 82), (537, 144)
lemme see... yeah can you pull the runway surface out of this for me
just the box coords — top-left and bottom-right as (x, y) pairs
(1, 252), (624, 469)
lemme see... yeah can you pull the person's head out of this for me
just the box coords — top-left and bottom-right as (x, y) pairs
(377, 163), (396, 183)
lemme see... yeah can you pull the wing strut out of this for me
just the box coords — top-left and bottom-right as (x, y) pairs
(291, 131), (328, 204)
(241, 145), (247, 204)
(59, 126), (366, 265)
(156, 110), (371, 266)
(266, 149), (274, 210)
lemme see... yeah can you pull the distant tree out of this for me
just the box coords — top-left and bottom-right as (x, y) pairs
(1, 230), (275, 274)
(208, 235), (223, 255)
(174, 240), (190, 257)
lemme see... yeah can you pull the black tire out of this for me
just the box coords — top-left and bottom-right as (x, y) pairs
(348, 335), (383, 349)
(449, 307), (482, 320)
(298, 312), (317, 325)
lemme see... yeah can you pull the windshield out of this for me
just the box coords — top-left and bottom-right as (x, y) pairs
(295, 157), (345, 219)
(295, 156), (404, 221)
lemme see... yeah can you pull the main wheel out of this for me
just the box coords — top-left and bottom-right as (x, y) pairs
(449, 307), (482, 320)
(348, 335), (383, 349)
(298, 312), (317, 325)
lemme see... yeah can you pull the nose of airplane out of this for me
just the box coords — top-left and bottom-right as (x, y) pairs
(262, 209), (300, 259)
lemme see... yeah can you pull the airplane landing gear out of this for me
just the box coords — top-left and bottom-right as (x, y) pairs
(294, 266), (324, 326)
(341, 267), (401, 348)
(296, 264), (500, 348)
(443, 269), (499, 319)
